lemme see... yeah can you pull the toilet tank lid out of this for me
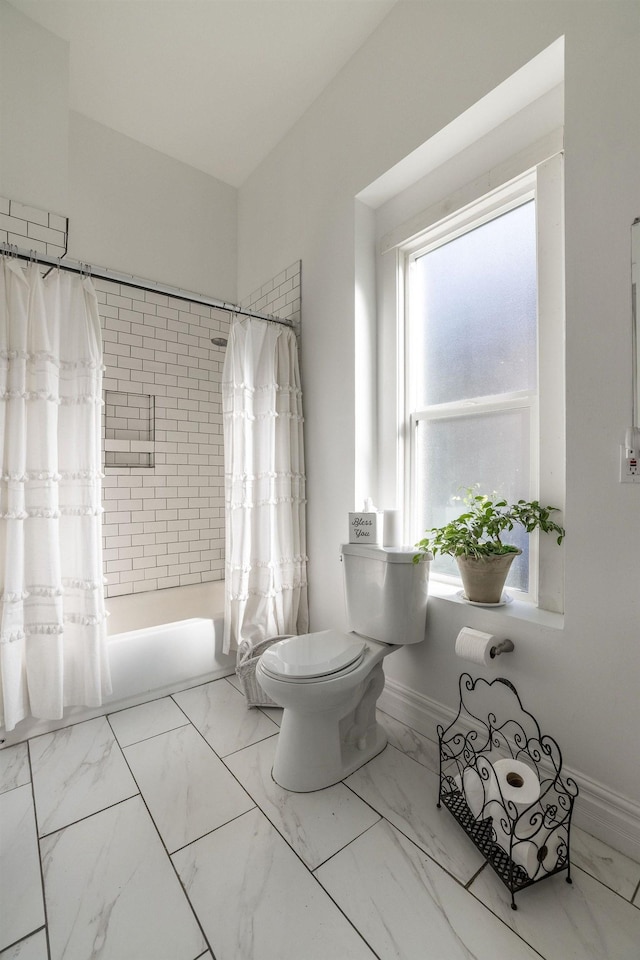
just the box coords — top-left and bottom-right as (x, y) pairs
(341, 543), (429, 563)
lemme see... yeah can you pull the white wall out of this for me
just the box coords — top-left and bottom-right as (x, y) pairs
(0, 1), (68, 214)
(0, 0), (237, 302)
(68, 113), (237, 300)
(238, 0), (640, 835)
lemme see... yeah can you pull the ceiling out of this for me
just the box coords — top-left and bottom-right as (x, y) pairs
(9, 0), (397, 187)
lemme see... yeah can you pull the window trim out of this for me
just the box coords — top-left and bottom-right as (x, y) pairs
(389, 154), (565, 612)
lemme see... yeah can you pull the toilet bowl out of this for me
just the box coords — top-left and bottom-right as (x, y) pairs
(256, 544), (431, 792)
(256, 630), (395, 792)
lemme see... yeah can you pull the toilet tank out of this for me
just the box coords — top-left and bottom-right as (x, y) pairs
(341, 543), (431, 645)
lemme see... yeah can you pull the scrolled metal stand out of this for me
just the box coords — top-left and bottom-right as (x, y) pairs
(437, 673), (579, 909)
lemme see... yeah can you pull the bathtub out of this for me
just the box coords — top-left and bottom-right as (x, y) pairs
(105, 580), (234, 702)
(1, 581), (235, 747)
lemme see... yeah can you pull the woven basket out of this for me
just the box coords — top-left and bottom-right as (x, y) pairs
(236, 635), (293, 707)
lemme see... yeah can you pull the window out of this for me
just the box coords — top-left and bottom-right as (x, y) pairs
(393, 158), (565, 609)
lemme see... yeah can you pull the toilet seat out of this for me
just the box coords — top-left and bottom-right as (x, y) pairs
(259, 630), (366, 681)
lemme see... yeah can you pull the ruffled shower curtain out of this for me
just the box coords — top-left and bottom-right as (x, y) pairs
(0, 258), (111, 731)
(222, 317), (308, 653)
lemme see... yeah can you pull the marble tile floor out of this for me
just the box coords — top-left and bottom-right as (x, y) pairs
(1, 675), (639, 960)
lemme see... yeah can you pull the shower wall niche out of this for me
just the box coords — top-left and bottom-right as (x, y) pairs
(104, 391), (155, 468)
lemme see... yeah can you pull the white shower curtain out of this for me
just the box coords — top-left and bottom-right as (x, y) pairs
(0, 258), (111, 731)
(222, 317), (308, 653)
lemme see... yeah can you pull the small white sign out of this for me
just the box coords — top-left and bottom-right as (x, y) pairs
(348, 512), (381, 543)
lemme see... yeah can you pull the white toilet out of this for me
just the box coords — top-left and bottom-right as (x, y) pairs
(256, 542), (431, 792)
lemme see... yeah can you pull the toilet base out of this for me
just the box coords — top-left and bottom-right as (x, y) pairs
(271, 718), (388, 793)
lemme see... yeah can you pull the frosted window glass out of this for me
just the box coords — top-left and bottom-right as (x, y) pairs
(415, 410), (531, 592)
(413, 201), (537, 406)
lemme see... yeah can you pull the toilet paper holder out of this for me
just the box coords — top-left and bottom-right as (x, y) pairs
(436, 673), (579, 909)
(490, 638), (514, 658)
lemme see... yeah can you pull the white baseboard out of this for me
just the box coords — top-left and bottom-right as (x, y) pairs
(378, 676), (640, 864)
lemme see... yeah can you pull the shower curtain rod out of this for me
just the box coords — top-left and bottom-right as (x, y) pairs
(3, 245), (294, 328)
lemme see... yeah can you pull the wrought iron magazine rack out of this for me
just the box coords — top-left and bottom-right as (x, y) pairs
(437, 673), (579, 909)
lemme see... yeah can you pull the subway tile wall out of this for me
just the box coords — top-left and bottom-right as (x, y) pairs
(0, 195), (67, 258)
(99, 281), (230, 596)
(2, 196), (302, 599)
(240, 260), (302, 335)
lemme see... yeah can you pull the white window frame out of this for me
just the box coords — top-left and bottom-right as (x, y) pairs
(385, 151), (565, 612)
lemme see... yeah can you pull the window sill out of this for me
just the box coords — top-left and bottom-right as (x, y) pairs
(428, 580), (564, 631)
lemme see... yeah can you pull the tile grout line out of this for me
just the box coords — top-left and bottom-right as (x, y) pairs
(217, 748), (377, 876)
(167, 806), (259, 860)
(110, 717), (190, 750)
(170, 681), (280, 762)
(26, 739), (53, 960)
(568, 861), (640, 909)
(105, 711), (218, 960)
(311, 817), (382, 874)
(35, 791), (140, 843)
(0, 926), (48, 959)
(29, 715), (142, 840)
(463, 880), (549, 960)
(343, 766), (483, 889)
(465, 860), (489, 889)
(228, 774), (385, 960)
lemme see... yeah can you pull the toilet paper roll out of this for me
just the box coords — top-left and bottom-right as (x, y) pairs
(382, 509), (401, 547)
(490, 819), (566, 879)
(492, 758), (541, 808)
(454, 627), (496, 666)
(454, 756), (497, 819)
(489, 817), (540, 877)
(536, 824), (568, 874)
(487, 759), (543, 878)
(455, 767), (485, 819)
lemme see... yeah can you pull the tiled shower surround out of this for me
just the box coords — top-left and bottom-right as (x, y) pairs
(2, 193), (302, 600)
(100, 260), (301, 598)
(99, 281), (230, 597)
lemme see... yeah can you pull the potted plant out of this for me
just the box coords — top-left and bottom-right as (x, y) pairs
(413, 491), (565, 604)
